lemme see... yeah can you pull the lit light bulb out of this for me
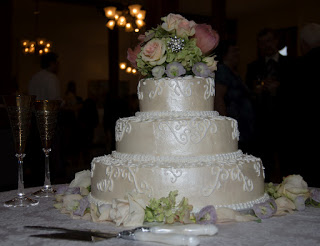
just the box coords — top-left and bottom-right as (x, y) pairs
(22, 41), (27, 46)
(136, 19), (145, 28)
(119, 62), (126, 70)
(44, 48), (49, 53)
(39, 40), (44, 45)
(104, 6), (116, 18)
(106, 20), (116, 30)
(128, 4), (141, 16)
(126, 67), (132, 73)
(39, 50), (43, 54)
(136, 10), (146, 20)
(117, 16), (126, 27)
(46, 43), (51, 47)
(134, 28), (139, 33)
(24, 47), (29, 53)
(132, 68), (137, 74)
(125, 23), (133, 32)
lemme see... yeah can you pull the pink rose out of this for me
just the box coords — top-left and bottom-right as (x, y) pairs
(194, 24), (219, 55)
(141, 39), (166, 65)
(176, 20), (196, 37)
(127, 44), (141, 68)
(161, 13), (186, 32)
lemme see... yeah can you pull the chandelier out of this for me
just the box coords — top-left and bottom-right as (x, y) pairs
(104, 4), (146, 32)
(22, 39), (51, 55)
(21, 0), (52, 55)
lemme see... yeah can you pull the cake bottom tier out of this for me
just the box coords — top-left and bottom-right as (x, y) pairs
(90, 151), (268, 211)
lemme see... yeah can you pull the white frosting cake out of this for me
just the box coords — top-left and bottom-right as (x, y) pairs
(90, 76), (267, 211)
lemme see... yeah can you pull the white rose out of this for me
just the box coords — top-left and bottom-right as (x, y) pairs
(274, 197), (296, 216)
(152, 66), (165, 79)
(123, 193), (147, 227)
(203, 56), (218, 72)
(276, 175), (310, 202)
(62, 194), (83, 212)
(109, 199), (130, 226)
(161, 13), (186, 32)
(141, 39), (167, 66)
(69, 170), (91, 188)
(216, 208), (256, 223)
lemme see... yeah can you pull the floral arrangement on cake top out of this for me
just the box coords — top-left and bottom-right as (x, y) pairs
(127, 13), (219, 79)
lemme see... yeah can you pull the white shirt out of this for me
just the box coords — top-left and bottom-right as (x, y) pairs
(28, 69), (61, 100)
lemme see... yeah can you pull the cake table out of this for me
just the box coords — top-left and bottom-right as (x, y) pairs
(1, 185), (319, 246)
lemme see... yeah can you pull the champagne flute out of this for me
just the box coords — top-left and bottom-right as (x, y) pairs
(32, 100), (62, 197)
(3, 95), (39, 207)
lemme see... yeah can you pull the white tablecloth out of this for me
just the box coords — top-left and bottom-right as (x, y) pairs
(1, 186), (320, 246)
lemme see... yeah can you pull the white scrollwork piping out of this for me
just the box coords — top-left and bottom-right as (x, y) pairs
(115, 119), (132, 142)
(149, 79), (164, 99)
(164, 168), (183, 183)
(158, 118), (216, 145)
(167, 79), (194, 97)
(203, 77), (215, 99)
(96, 164), (153, 197)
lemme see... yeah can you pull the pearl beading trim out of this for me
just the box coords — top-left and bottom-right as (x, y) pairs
(135, 111), (219, 119)
(110, 150), (244, 164)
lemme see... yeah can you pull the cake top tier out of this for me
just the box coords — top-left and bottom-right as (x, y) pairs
(138, 76), (215, 112)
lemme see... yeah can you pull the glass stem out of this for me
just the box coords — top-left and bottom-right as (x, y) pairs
(16, 153), (26, 198)
(43, 148), (52, 189)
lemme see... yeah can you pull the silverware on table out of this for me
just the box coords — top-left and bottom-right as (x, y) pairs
(26, 224), (218, 245)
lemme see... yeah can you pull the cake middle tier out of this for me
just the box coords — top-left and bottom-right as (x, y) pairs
(116, 112), (239, 156)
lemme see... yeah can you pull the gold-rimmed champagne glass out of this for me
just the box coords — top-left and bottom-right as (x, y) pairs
(32, 100), (62, 197)
(3, 95), (39, 207)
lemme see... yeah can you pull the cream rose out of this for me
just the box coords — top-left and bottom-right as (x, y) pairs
(203, 56), (218, 72)
(276, 175), (310, 202)
(176, 20), (196, 37)
(69, 170), (91, 189)
(161, 13), (186, 32)
(141, 39), (167, 66)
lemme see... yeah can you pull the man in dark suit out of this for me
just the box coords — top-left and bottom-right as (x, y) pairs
(290, 23), (320, 187)
(245, 28), (293, 183)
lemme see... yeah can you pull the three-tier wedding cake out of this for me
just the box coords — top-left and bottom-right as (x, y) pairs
(89, 13), (268, 212)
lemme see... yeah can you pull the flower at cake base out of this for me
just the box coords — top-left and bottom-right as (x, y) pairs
(194, 24), (219, 55)
(165, 62), (186, 78)
(93, 193), (147, 227)
(252, 199), (277, 219)
(195, 205), (217, 224)
(310, 188), (320, 203)
(152, 65), (165, 79)
(216, 208), (256, 223)
(192, 62), (212, 78)
(275, 175), (310, 202)
(141, 39), (167, 66)
(274, 197), (296, 216)
(69, 170), (91, 190)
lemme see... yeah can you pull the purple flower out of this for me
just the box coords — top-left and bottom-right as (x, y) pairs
(73, 196), (90, 217)
(253, 199), (277, 219)
(192, 62), (211, 78)
(294, 196), (306, 211)
(195, 205), (217, 224)
(165, 62), (186, 78)
(66, 187), (81, 195)
(311, 189), (320, 203)
(56, 185), (69, 194)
